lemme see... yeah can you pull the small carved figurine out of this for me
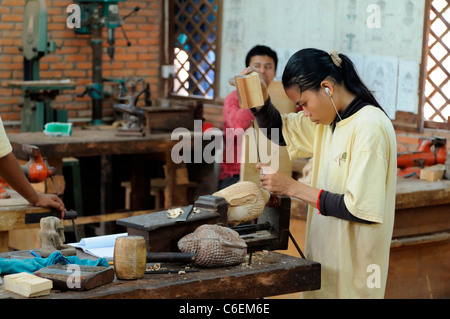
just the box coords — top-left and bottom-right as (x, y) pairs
(39, 216), (76, 258)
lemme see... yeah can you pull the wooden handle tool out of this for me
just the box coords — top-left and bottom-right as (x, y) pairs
(234, 72), (264, 109)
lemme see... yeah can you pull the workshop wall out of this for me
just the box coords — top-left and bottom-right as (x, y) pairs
(219, 0), (450, 154)
(1, 0), (448, 153)
(220, 0), (425, 115)
(0, 0), (161, 129)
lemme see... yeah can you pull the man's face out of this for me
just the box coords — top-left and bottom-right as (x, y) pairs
(248, 55), (276, 86)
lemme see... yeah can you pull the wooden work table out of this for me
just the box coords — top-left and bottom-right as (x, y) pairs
(394, 177), (450, 238)
(0, 249), (320, 299)
(396, 176), (450, 207)
(7, 128), (200, 212)
(0, 189), (50, 252)
(7, 128), (185, 158)
(0, 188), (157, 253)
(387, 177), (450, 299)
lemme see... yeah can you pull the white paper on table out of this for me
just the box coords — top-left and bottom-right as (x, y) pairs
(69, 233), (127, 259)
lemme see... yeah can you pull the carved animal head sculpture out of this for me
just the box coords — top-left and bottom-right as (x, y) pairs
(178, 224), (247, 268)
(213, 181), (270, 226)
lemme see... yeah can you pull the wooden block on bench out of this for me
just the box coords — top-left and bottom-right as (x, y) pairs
(4, 272), (52, 298)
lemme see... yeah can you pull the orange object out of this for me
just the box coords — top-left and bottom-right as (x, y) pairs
(397, 137), (447, 169)
(21, 145), (55, 183)
(0, 187), (10, 198)
(0, 176), (10, 198)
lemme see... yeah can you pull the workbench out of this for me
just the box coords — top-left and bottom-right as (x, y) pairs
(0, 249), (320, 299)
(0, 189), (49, 252)
(387, 177), (450, 299)
(7, 128), (202, 213)
(0, 188), (157, 252)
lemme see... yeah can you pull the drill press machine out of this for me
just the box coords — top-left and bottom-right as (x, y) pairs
(72, 0), (139, 125)
(8, 0), (76, 132)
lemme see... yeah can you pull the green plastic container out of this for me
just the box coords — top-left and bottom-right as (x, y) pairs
(43, 122), (73, 137)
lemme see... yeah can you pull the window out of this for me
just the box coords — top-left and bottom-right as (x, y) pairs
(171, 0), (221, 99)
(421, 0), (450, 130)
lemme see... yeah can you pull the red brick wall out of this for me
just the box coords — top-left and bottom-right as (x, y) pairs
(0, 0), (161, 129)
(1, 1), (449, 157)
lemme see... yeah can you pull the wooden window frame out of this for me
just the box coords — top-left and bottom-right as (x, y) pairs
(160, 0), (222, 102)
(418, 0), (450, 131)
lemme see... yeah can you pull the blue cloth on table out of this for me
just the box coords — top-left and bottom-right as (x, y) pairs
(0, 251), (109, 275)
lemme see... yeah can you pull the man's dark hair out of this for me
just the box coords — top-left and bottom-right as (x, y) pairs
(245, 45), (278, 71)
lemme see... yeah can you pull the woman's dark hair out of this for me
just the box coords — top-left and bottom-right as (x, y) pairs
(282, 48), (383, 110)
(245, 45), (278, 71)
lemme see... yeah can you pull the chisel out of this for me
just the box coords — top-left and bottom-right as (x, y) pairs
(176, 204), (194, 222)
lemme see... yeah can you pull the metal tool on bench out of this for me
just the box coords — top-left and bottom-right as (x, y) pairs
(72, 1), (140, 125)
(20, 144), (56, 184)
(176, 205), (194, 222)
(397, 136), (447, 178)
(0, 144), (56, 200)
(113, 77), (151, 136)
(17, 144), (80, 241)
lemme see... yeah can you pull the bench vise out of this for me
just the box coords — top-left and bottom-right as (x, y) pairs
(116, 194), (292, 255)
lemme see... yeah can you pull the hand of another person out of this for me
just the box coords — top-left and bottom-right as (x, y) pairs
(32, 193), (66, 215)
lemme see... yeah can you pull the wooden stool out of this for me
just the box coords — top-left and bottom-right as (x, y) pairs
(121, 177), (198, 210)
(150, 177), (198, 209)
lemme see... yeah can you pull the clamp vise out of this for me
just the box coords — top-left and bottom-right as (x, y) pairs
(117, 194), (299, 257)
(0, 144), (56, 199)
(20, 144), (55, 184)
(397, 136), (447, 178)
